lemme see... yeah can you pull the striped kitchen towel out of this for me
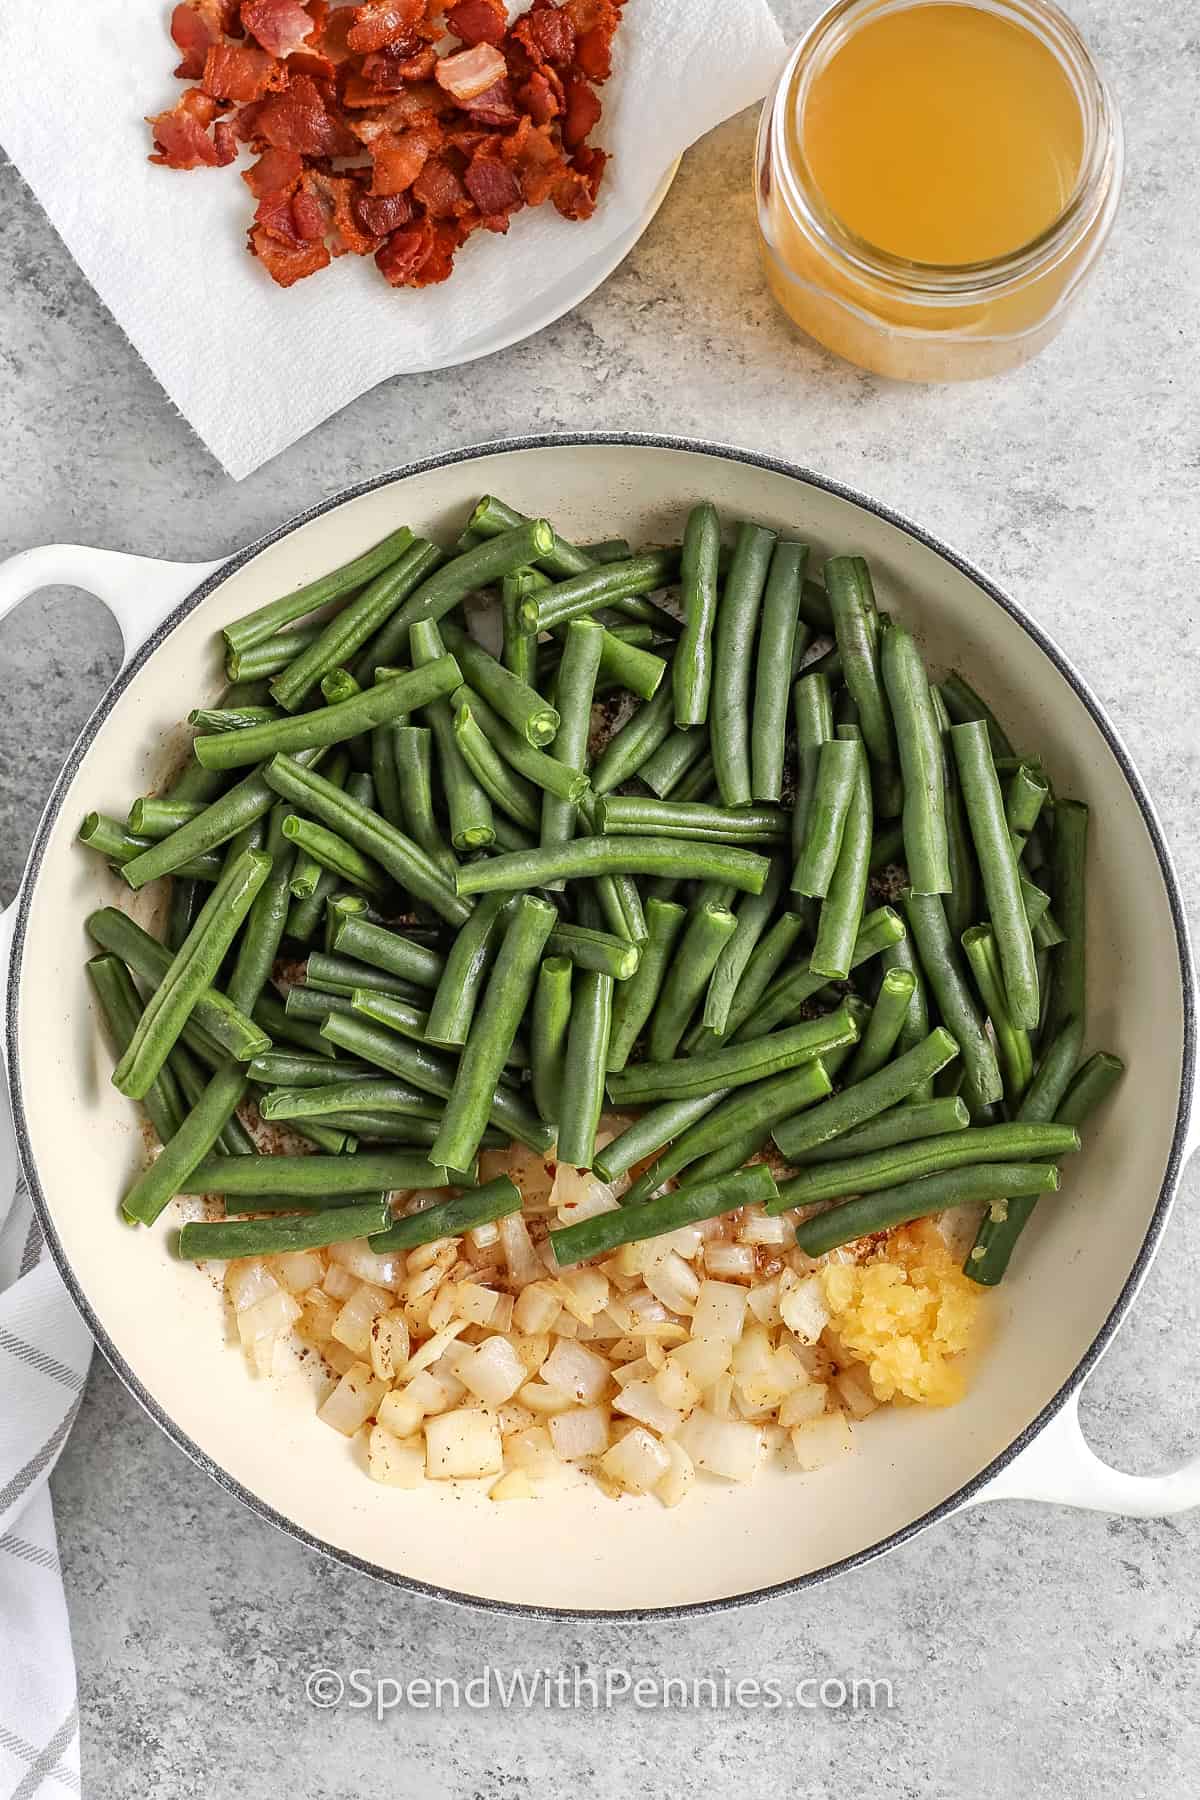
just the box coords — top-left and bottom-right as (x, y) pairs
(0, 1111), (93, 1800)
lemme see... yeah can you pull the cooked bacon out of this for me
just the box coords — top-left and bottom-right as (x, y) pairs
(368, 126), (438, 196)
(171, 4), (218, 80)
(352, 186), (415, 235)
(412, 156), (471, 219)
(250, 222), (332, 283)
(445, 0), (507, 46)
(254, 73), (358, 154)
(151, 0), (619, 291)
(346, 0), (427, 54)
(456, 77), (519, 126)
(464, 151), (523, 227)
(561, 75), (601, 149)
(148, 89), (235, 169)
(517, 65), (563, 125)
(513, 2), (576, 69)
(435, 44), (507, 102)
(202, 44), (285, 103)
(242, 145), (305, 196)
(241, 0), (316, 57)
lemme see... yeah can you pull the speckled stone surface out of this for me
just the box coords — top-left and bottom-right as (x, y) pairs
(2, 2), (1199, 1793)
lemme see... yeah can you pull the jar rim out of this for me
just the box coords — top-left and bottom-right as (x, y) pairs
(773, 0), (1123, 300)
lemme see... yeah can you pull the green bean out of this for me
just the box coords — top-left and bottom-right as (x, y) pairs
(869, 823), (906, 872)
(501, 572), (540, 687)
(962, 924), (1033, 1104)
(180, 1200), (393, 1260)
(793, 1164), (1060, 1256)
(825, 557), (901, 815)
(899, 889), (1001, 1112)
(439, 620), (559, 748)
(304, 953), (423, 1003)
(193, 657), (462, 772)
(711, 521), (776, 806)
(777, 1122), (1078, 1211)
(791, 673), (834, 872)
(387, 521), (556, 640)
(879, 933), (933, 1101)
(453, 701), (541, 830)
(592, 1091), (731, 1185)
(225, 805), (294, 1018)
(881, 623), (950, 893)
(950, 721), (1040, 1030)
(259, 1077), (440, 1122)
(673, 502), (722, 725)
(368, 1176), (522, 1253)
(938, 672), (1015, 758)
(187, 706), (280, 732)
(269, 538), (442, 711)
(789, 1097), (970, 1164)
(300, 1113), (452, 1146)
(455, 836), (770, 897)
(285, 987), (358, 1026)
(167, 1038), (255, 1158)
(810, 730), (872, 980)
(608, 1004), (861, 1107)
(672, 750), (718, 804)
(78, 813), (222, 882)
(544, 924), (639, 980)
(769, 1027), (959, 1165)
(551, 1164), (779, 1267)
(933, 694), (979, 941)
(624, 1062), (831, 1206)
(589, 680), (677, 795)
(638, 726), (709, 799)
(605, 897), (687, 1073)
(517, 551), (679, 634)
(592, 626), (666, 700)
(1006, 762), (1049, 854)
(1056, 1052), (1123, 1128)
(733, 905), (903, 1043)
(398, 624), (494, 852)
(556, 970), (614, 1167)
(453, 682), (587, 806)
(369, 720), (404, 830)
(328, 913), (444, 989)
(123, 1062), (250, 1226)
(248, 1054), (372, 1089)
(430, 895), (557, 1171)
(388, 725), (455, 876)
(87, 956), (186, 1145)
(222, 526), (416, 656)
(704, 908), (807, 1047)
(702, 858), (787, 1036)
(595, 796), (788, 845)
(105, 860), (269, 1100)
(423, 892), (509, 1048)
(537, 618), (605, 877)
(253, 995), (335, 1060)
(185, 1151), (455, 1197)
(844, 966), (916, 1083)
(120, 747), (324, 889)
(797, 578), (833, 633)
(127, 798), (208, 840)
(792, 737), (858, 897)
(531, 956), (574, 1125)
(465, 496), (601, 579)
(964, 1017), (1085, 1283)
(164, 878), (204, 952)
(282, 815), (389, 899)
(321, 1011), (553, 1152)
(646, 902), (737, 1062)
(752, 540), (808, 801)
(227, 627), (322, 684)
(263, 755), (470, 927)
(1044, 799), (1089, 1040)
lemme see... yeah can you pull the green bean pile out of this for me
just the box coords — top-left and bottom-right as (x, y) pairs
(79, 495), (1123, 1286)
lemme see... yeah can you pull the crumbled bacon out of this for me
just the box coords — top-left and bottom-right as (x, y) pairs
(149, 0), (620, 287)
(241, 0), (316, 58)
(446, 0), (508, 46)
(435, 44), (508, 102)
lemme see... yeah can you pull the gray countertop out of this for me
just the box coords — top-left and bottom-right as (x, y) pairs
(2, 2), (1199, 1793)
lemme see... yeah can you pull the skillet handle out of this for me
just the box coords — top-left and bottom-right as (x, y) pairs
(0, 543), (225, 667)
(974, 1389), (1200, 1516)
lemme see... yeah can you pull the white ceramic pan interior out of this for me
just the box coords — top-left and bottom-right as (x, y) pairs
(2, 437), (1198, 1616)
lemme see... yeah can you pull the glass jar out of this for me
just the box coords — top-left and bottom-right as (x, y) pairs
(754, 0), (1124, 381)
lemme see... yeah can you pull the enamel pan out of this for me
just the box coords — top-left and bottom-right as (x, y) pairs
(2, 435), (1197, 1616)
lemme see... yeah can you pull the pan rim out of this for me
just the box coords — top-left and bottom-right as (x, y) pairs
(6, 429), (1195, 1620)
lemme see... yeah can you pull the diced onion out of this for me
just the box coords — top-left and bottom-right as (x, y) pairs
(676, 1409), (762, 1482)
(318, 1362), (385, 1437)
(548, 1405), (611, 1461)
(424, 1408), (503, 1479)
(367, 1424), (425, 1488)
(541, 1339), (611, 1404)
(458, 1336), (527, 1407)
(612, 1379), (683, 1437)
(691, 1280), (748, 1344)
(599, 1426), (671, 1494)
(778, 1271), (831, 1344)
(790, 1409), (854, 1471)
